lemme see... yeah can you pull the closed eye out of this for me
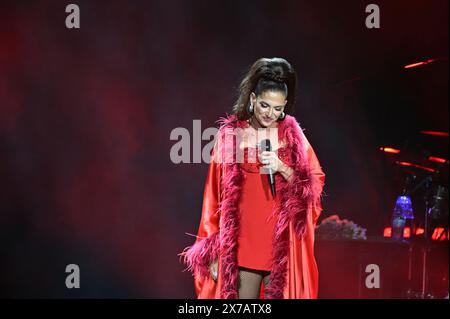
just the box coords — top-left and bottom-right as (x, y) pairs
(261, 101), (283, 111)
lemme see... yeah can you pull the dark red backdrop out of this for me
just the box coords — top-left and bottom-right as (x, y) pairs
(0, 0), (447, 297)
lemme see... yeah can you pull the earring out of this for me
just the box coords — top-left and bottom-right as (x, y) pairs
(277, 111), (286, 121)
(247, 102), (254, 115)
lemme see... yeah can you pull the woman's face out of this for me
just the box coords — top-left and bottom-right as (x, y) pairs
(250, 91), (287, 128)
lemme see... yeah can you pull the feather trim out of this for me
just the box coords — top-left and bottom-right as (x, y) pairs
(179, 232), (220, 278)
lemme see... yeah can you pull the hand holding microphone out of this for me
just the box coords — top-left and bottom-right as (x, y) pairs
(259, 139), (283, 197)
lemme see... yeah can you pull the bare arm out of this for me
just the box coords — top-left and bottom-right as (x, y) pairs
(278, 161), (294, 182)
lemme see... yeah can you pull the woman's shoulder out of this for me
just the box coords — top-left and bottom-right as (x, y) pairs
(282, 114), (301, 130)
(215, 115), (250, 141)
(216, 113), (236, 128)
(216, 113), (249, 130)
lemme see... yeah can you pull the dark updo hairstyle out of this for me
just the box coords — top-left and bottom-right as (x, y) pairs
(232, 57), (297, 120)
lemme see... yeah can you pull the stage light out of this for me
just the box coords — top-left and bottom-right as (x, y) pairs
(432, 227), (448, 241)
(379, 147), (400, 154)
(428, 156), (449, 164)
(404, 58), (436, 69)
(403, 227), (411, 238)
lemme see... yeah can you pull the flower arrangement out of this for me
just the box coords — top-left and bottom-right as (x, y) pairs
(315, 214), (367, 240)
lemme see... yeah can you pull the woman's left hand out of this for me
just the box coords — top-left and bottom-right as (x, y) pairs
(259, 151), (284, 172)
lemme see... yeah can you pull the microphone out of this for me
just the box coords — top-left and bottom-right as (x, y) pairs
(260, 139), (276, 197)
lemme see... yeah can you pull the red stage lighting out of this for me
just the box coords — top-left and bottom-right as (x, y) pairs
(379, 147), (401, 154)
(428, 156), (449, 164)
(404, 59), (436, 69)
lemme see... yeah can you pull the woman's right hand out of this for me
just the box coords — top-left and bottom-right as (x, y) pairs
(209, 260), (218, 282)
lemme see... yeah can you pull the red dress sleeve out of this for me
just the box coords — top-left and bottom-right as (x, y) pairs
(304, 136), (325, 225)
(196, 155), (221, 238)
(180, 145), (222, 283)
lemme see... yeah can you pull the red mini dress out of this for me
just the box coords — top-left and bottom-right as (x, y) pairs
(237, 146), (290, 271)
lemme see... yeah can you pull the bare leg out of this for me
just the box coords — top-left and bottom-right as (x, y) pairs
(263, 272), (271, 297)
(238, 267), (263, 299)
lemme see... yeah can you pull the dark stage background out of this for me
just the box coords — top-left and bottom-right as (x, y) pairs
(0, 0), (448, 298)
